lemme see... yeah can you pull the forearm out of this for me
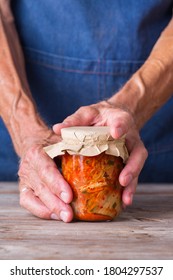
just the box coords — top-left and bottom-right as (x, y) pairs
(0, 1), (52, 157)
(108, 18), (173, 130)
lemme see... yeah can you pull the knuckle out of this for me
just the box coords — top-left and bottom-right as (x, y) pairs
(39, 164), (55, 184)
(140, 142), (148, 160)
(77, 105), (97, 117)
(114, 111), (133, 128)
(122, 112), (134, 127)
(39, 166), (48, 180)
(77, 105), (88, 112)
(47, 167), (59, 187)
(65, 113), (80, 123)
(34, 184), (45, 197)
(143, 148), (148, 160)
(65, 105), (97, 124)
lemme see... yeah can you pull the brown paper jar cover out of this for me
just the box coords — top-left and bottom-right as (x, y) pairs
(44, 126), (128, 162)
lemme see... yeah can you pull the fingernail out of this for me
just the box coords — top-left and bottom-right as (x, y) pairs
(60, 211), (69, 222)
(60, 192), (69, 203)
(52, 123), (59, 130)
(51, 213), (59, 220)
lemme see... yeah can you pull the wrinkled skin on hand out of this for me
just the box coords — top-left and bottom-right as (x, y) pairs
(53, 101), (148, 207)
(18, 140), (74, 223)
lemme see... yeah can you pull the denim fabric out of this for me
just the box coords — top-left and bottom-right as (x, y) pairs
(0, 0), (172, 181)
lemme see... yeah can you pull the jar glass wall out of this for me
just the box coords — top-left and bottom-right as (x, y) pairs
(62, 152), (124, 221)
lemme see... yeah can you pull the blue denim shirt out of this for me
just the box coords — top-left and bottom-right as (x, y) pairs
(0, 0), (173, 181)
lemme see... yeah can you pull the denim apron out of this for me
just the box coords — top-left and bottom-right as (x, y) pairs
(0, 0), (173, 181)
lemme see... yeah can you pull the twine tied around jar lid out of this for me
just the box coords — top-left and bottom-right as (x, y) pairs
(44, 126), (129, 162)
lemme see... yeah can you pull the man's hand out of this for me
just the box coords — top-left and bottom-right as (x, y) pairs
(0, 2), (74, 223)
(53, 101), (148, 207)
(18, 139), (74, 222)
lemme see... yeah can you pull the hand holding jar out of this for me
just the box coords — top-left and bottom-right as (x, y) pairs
(52, 102), (148, 218)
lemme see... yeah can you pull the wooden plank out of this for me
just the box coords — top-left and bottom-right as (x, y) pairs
(0, 182), (173, 260)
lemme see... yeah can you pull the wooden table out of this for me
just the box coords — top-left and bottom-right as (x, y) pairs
(0, 182), (173, 260)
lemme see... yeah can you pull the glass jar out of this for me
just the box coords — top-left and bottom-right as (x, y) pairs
(44, 126), (128, 222)
(62, 152), (124, 221)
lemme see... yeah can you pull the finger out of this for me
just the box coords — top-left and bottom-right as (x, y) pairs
(122, 177), (138, 206)
(38, 157), (73, 204)
(20, 188), (52, 219)
(19, 146), (74, 221)
(52, 122), (72, 135)
(106, 109), (134, 139)
(91, 106), (134, 138)
(20, 186), (73, 222)
(119, 141), (148, 187)
(24, 146), (73, 204)
(20, 156), (74, 222)
(33, 182), (73, 222)
(53, 106), (98, 134)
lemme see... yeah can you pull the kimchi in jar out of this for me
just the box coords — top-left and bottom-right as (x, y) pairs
(44, 126), (128, 221)
(62, 152), (124, 221)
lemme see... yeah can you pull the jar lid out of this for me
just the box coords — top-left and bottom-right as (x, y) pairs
(44, 126), (128, 162)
